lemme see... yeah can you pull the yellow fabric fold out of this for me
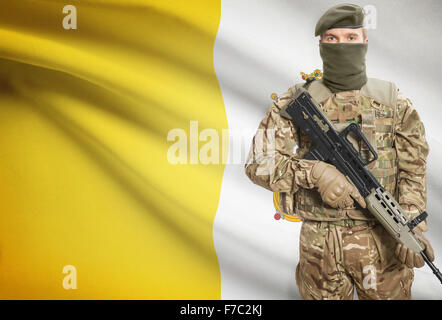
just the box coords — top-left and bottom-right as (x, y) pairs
(0, 0), (225, 299)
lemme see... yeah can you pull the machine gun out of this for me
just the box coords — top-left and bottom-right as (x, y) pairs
(282, 87), (442, 285)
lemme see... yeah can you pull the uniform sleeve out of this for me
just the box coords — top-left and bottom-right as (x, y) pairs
(394, 92), (429, 222)
(244, 88), (317, 194)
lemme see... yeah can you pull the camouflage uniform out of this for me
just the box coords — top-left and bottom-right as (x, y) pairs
(245, 79), (429, 300)
(296, 220), (414, 299)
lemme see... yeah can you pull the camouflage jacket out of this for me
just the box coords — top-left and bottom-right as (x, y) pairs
(245, 79), (429, 224)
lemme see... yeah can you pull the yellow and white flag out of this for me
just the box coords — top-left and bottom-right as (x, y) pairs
(0, 0), (441, 299)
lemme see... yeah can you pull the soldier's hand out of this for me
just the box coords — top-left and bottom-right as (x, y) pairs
(394, 228), (435, 268)
(310, 161), (366, 209)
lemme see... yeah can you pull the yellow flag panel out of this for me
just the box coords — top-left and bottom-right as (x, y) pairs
(0, 0), (226, 299)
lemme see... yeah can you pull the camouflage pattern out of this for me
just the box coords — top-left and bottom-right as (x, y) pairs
(295, 220), (414, 300)
(244, 89), (317, 195)
(245, 83), (429, 222)
(245, 82), (429, 300)
(395, 92), (429, 216)
(295, 90), (400, 220)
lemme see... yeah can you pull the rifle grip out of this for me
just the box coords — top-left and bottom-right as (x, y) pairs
(340, 123), (378, 166)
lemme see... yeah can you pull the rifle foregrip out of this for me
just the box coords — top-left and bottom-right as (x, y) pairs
(365, 188), (425, 253)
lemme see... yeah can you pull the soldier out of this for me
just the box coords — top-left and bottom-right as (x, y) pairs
(245, 3), (435, 299)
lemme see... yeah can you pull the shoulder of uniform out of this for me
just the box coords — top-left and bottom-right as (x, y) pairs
(396, 91), (417, 120)
(289, 80), (332, 104)
(272, 91), (293, 110)
(397, 91), (412, 104)
(272, 84), (302, 109)
(360, 78), (398, 107)
(396, 91), (417, 111)
(284, 83), (304, 99)
(269, 85), (301, 121)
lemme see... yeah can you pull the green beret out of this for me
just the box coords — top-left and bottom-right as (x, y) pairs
(315, 3), (365, 37)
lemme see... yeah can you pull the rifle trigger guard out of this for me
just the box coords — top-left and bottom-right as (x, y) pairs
(340, 122), (378, 166)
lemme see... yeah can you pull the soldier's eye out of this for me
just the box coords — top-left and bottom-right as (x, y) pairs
(327, 36), (335, 41)
(349, 35), (357, 41)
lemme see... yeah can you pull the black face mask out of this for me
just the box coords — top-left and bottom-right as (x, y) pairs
(319, 42), (368, 92)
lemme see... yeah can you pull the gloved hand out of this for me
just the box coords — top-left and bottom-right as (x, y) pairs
(395, 227), (435, 268)
(310, 161), (366, 209)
